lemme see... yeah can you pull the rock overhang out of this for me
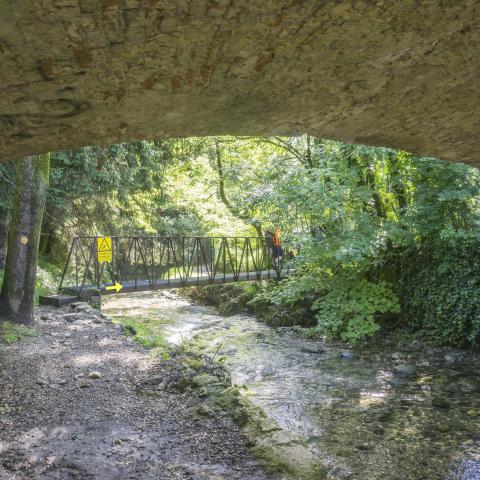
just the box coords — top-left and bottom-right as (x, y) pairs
(0, 1), (479, 164)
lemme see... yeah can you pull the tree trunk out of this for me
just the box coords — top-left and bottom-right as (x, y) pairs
(253, 222), (264, 240)
(0, 154), (50, 324)
(0, 208), (10, 269)
(388, 152), (408, 218)
(215, 138), (233, 212)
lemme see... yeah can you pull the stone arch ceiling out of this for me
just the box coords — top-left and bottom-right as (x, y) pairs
(0, 1), (479, 164)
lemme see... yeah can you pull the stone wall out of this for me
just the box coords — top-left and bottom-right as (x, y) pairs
(1, 1), (479, 164)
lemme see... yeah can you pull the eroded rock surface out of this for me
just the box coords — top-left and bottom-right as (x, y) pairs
(0, 1), (479, 164)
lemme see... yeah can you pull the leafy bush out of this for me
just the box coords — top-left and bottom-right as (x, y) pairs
(312, 275), (400, 343)
(253, 272), (324, 307)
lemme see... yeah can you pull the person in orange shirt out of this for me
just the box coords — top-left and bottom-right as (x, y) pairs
(270, 227), (283, 266)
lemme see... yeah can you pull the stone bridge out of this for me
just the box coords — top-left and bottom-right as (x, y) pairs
(1, 1), (479, 164)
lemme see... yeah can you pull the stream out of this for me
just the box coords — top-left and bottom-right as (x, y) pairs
(103, 290), (480, 480)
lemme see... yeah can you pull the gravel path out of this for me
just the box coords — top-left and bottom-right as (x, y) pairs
(0, 305), (275, 480)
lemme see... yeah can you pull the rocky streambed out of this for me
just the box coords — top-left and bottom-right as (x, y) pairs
(104, 290), (480, 480)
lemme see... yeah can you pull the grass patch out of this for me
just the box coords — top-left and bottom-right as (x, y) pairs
(0, 321), (37, 344)
(112, 315), (169, 352)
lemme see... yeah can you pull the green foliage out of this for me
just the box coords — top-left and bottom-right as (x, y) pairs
(312, 275), (400, 343)
(0, 161), (15, 212)
(0, 261), (58, 306)
(2, 133), (477, 346)
(0, 321), (37, 344)
(396, 238), (480, 346)
(254, 274), (321, 307)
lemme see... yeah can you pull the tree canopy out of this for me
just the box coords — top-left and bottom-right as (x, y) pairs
(2, 135), (480, 345)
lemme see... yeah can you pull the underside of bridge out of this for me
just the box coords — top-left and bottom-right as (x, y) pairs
(0, 1), (479, 164)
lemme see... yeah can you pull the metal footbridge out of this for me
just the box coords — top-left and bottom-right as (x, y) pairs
(40, 236), (291, 306)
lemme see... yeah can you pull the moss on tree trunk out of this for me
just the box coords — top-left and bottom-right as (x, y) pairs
(0, 154), (50, 324)
(0, 208), (10, 269)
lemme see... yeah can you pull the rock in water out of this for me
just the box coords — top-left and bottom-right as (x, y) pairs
(393, 364), (416, 377)
(301, 345), (325, 354)
(437, 423), (451, 433)
(340, 350), (354, 360)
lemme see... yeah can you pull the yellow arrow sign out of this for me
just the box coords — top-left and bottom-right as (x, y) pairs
(105, 282), (123, 293)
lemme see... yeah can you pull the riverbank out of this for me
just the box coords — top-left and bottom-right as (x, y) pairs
(0, 303), (274, 480)
(186, 282), (316, 328)
(102, 289), (480, 480)
(103, 291), (328, 479)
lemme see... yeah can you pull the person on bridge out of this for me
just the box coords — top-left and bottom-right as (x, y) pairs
(265, 227), (284, 266)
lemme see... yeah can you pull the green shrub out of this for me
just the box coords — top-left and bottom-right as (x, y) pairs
(253, 274), (319, 307)
(312, 275), (400, 343)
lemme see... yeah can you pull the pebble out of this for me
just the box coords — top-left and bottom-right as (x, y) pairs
(87, 371), (103, 380)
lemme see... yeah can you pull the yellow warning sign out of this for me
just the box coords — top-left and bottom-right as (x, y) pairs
(97, 237), (112, 263)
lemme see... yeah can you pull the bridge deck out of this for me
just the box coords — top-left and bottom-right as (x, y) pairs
(74, 270), (278, 295)
(39, 270), (282, 306)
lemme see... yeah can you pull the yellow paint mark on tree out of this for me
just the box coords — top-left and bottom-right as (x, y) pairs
(20, 236), (28, 245)
(97, 237), (112, 263)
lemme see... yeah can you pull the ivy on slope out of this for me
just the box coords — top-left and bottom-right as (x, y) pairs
(397, 238), (480, 347)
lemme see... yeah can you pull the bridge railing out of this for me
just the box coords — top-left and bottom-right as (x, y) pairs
(58, 236), (291, 294)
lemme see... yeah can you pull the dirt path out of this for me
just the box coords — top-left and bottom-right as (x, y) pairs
(0, 305), (274, 480)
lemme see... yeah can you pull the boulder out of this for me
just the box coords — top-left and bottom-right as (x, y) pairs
(192, 374), (220, 387)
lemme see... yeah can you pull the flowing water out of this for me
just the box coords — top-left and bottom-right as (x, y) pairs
(103, 290), (480, 480)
